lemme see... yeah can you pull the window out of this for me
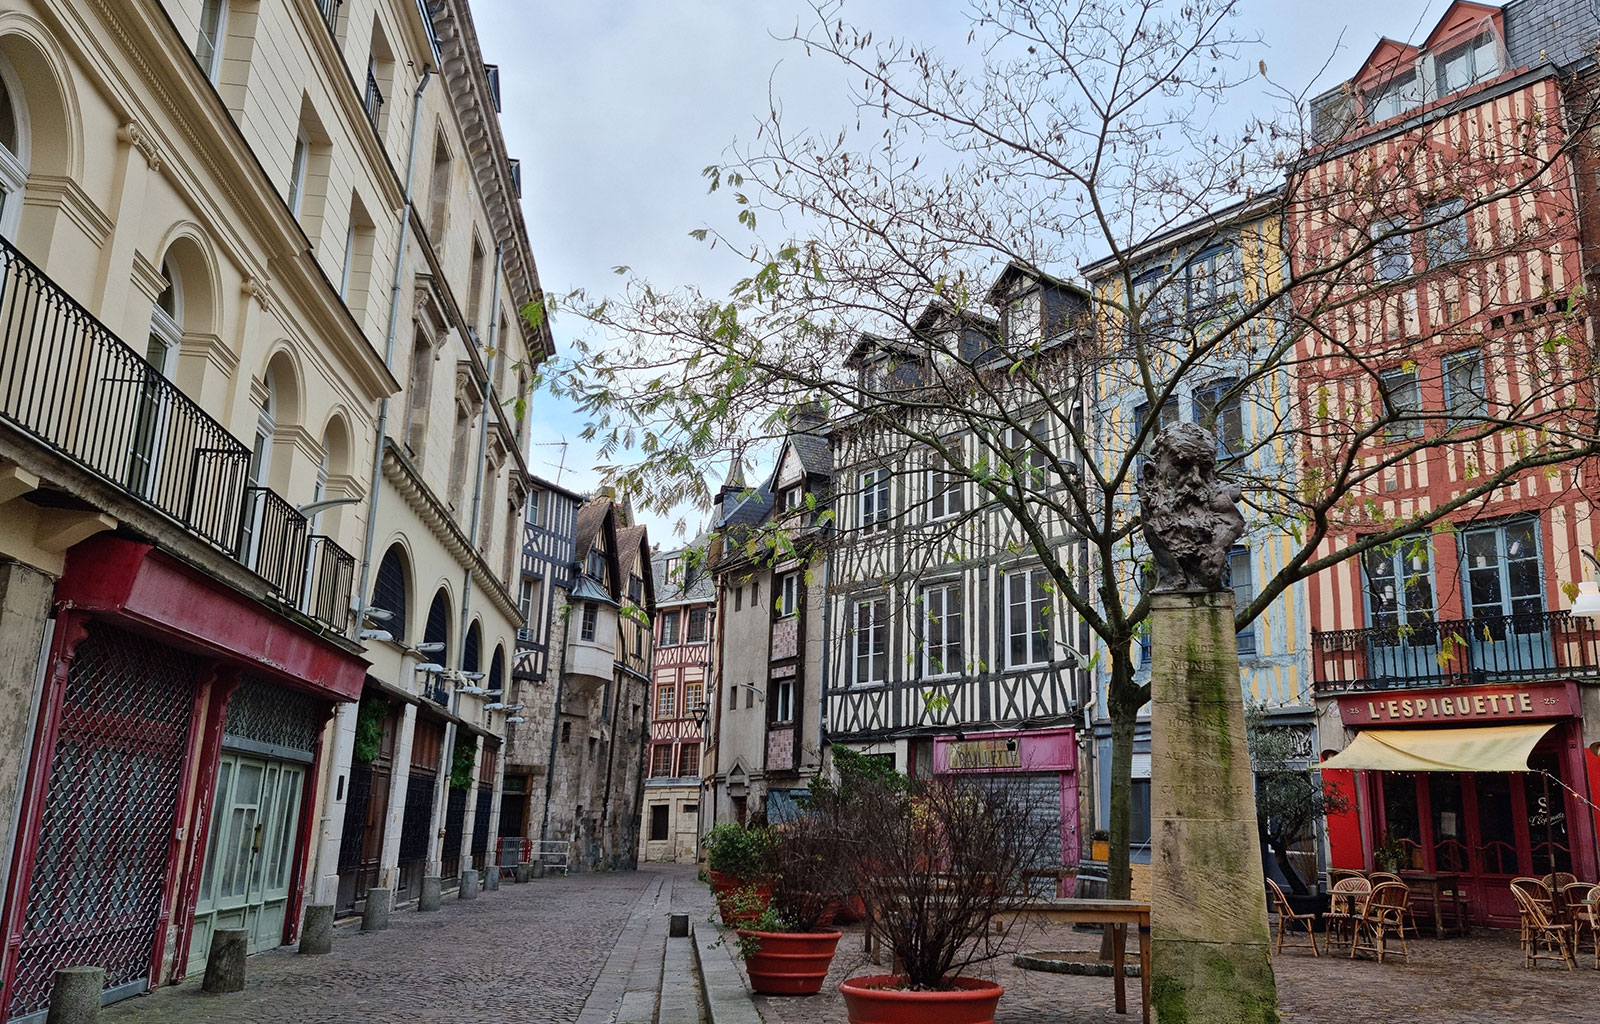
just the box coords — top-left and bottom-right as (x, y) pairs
(1424, 199), (1468, 267)
(560, 720), (571, 743)
(1381, 367), (1422, 440)
(586, 737), (596, 762)
(781, 486), (804, 513)
(1130, 779), (1153, 847)
(518, 578), (534, 624)
(1365, 70), (1419, 124)
(1133, 397), (1179, 474)
(679, 743), (700, 777)
(920, 581), (963, 677)
(1131, 267), (1172, 329)
(287, 129), (310, 216)
(1185, 245), (1238, 311)
(773, 677), (795, 723)
(665, 556), (682, 582)
(1004, 419), (1049, 490)
(629, 575), (643, 604)
(1443, 349), (1486, 420)
(1371, 218), (1412, 282)
(777, 572), (799, 618)
(427, 132), (452, 246)
(1228, 547), (1257, 659)
(1435, 31), (1500, 96)
(858, 470), (890, 532)
(687, 607), (709, 642)
(928, 455), (964, 520)
(729, 682), (738, 710)
(587, 549), (606, 580)
(362, 56), (385, 128)
(0, 65), (28, 239)
(852, 597), (888, 685)
(1137, 562), (1155, 668)
(649, 803), (670, 839)
(734, 585), (742, 612)
(684, 680), (704, 713)
(656, 683), (676, 718)
(1004, 567), (1052, 669)
(1363, 537), (1437, 644)
(527, 489), (542, 529)
(1462, 520), (1545, 633)
(195, 0), (228, 82)
(580, 602), (598, 642)
(659, 610), (680, 646)
(372, 545), (409, 641)
(650, 746), (673, 778)
(1193, 379), (1244, 460)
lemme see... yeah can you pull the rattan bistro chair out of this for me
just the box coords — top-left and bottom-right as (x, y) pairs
(1512, 883), (1575, 970)
(1267, 879), (1319, 957)
(1350, 881), (1411, 964)
(1565, 884), (1600, 967)
(1369, 871), (1420, 938)
(1325, 877), (1372, 955)
(1513, 876), (1555, 916)
(1543, 872), (1580, 892)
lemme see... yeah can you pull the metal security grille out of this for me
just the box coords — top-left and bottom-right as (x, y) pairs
(10, 624), (198, 1016)
(441, 788), (467, 878)
(397, 772), (435, 864)
(372, 546), (408, 640)
(223, 677), (323, 759)
(337, 763), (373, 874)
(470, 790), (492, 857)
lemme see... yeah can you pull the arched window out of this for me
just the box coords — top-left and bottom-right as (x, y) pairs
(127, 258), (181, 495)
(147, 258), (182, 376)
(372, 545), (409, 640)
(463, 620), (481, 676)
(424, 588), (450, 652)
(489, 644), (504, 697)
(0, 59), (28, 239)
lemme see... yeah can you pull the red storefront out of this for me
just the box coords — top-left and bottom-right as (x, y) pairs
(1319, 680), (1596, 926)
(0, 537), (365, 1019)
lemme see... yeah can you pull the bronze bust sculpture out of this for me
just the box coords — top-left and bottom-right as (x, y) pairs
(1137, 422), (1246, 593)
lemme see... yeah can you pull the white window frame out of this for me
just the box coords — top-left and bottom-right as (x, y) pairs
(1443, 348), (1486, 420)
(287, 129), (310, 216)
(687, 606), (709, 643)
(339, 216), (356, 300)
(858, 469), (890, 532)
(659, 609), (680, 646)
(1003, 567), (1052, 670)
(852, 596), (888, 686)
(920, 580), (963, 678)
(777, 571), (799, 618)
(656, 682), (676, 718)
(196, 0), (229, 83)
(580, 601), (598, 642)
(927, 456), (963, 521)
(0, 59), (29, 240)
(773, 677), (794, 723)
(1005, 420), (1049, 491)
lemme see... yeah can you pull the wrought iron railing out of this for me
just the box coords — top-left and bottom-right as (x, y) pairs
(1311, 609), (1600, 693)
(0, 235), (251, 549)
(362, 68), (384, 129)
(0, 235), (355, 633)
(306, 534), (355, 630)
(314, 0), (342, 37)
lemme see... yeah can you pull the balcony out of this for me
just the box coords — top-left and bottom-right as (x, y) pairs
(0, 234), (354, 632)
(1312, 610), (1600, 694)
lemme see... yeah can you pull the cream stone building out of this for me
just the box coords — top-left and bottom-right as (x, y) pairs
(0, 0), (548, 1015)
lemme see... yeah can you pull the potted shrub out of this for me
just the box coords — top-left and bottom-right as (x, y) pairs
(837, 773), (1054, 1024)
(703, 821), (772, 926)
(734, 808), (851, 995)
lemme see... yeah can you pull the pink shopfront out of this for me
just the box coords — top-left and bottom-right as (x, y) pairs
(933, 726), (1081, 871)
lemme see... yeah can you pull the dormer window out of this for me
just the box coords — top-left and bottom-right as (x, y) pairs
(587, 549), (606, 580)
(781, 486), (804, 514)
(1365, 69), (1419, 124)
(1434, 30), (1499, 96)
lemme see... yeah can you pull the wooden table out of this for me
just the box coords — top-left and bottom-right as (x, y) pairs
(993, 899), (1152, 1023)
(1396, 871), (1467, 937)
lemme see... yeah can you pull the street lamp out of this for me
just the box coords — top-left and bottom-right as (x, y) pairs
(689, 700), (711, 865)
(1574, 551), (1600, 621)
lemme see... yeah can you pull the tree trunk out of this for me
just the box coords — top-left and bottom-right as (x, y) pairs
(1105, 647), (1138, 902)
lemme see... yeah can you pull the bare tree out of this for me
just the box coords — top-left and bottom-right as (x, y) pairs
(530, 0), (1600, 899)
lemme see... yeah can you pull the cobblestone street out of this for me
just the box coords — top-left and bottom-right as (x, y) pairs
(102, 871), (662, 1024)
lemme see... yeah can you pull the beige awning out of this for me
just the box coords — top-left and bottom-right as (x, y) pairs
(1320, 723), (1556, 773)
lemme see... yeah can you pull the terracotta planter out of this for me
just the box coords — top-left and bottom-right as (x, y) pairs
(737, 929), (842, 996)
(839, 974), (1004, 1024)
(709, 872), (771, 927)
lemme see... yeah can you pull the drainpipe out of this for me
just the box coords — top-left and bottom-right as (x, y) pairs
(355, 67), (432, 620)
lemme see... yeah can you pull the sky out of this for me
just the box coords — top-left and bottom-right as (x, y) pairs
(471, 0), (1453, 546)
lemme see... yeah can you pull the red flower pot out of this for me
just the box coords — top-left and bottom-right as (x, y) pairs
(736, 929), (842, 996)
(709, 871), (771, 927)
(839, 974), (1004, 1024)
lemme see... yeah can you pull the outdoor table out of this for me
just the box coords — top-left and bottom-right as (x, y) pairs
(1396, 871), (1467, 937)
(862, 896), (1152, 1022)
(993, 899), (1152, 1024)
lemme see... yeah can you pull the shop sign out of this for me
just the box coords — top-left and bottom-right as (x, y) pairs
(949, 739), (1020, 770)
(1338, 683), (1576, 726)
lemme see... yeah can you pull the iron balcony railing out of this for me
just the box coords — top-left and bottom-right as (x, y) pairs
(1311, 609), (1600, 693)
(314, 0), (342, 37)
(0, 234), (355, 632)
(363, 68), (384, 130)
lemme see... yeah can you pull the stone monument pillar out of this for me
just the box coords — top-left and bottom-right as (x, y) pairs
(1138, 424), (1277, 1024)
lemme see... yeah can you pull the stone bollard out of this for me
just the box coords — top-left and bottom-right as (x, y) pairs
(362, 887), (393, 932)
(514, 863), (532, 884)
(669, 913), (689, 938)
(202, 928), (247, 993)
(418, 876), (442, 912)
(46, 965), (103, 1024)
(484, 866), (500, 892)
(532, 861), (546, 879)
(299, 904), (334, 955)
(458, 868), (479, 900)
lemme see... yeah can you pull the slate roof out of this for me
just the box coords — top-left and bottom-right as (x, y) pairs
(718, 482), (774, 530)
(652, 542), (716, 609)
(787, 431), (832, 477)
(574, 495), (611, 559)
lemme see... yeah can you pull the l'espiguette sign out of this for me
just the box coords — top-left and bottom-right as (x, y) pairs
(1336, 682), (1576, 726)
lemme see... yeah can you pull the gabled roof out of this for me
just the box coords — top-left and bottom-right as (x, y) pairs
(718, 482), (775, 530)
(983, 260), (1093, 306)
(786, 431), (832, 479)
(616, 525), (647, 579)
(570, 575), (618, 607)
(574, 495), (611, 560)
(652, 542), (716, 607)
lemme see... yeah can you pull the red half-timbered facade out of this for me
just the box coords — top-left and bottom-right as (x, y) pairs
(642, 546), (713, 864)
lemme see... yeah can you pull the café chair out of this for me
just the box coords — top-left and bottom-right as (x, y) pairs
(1512, 883), (1574, 970)
(1350, 881), (1411, 964)
(1369, 871), (1419, 938)
(1324, 877), (1371, 954)
(1267, 879), (1319, 957)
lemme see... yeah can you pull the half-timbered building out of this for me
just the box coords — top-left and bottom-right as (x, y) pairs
(1298, 0), (1600, 926)
(641, 543), (715, 863)
(822, 268), (1093, 868)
